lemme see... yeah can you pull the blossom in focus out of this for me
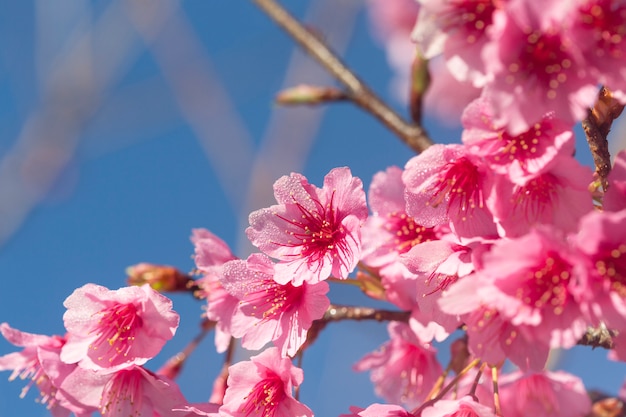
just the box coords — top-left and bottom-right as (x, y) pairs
(354, 321), (442, 409)
(247, 167), (368, 286)
(220, 253), (330, 357)
(220, 347), (313, 417)
(60, 283), (179, 372)
(498, 370), (591, 417)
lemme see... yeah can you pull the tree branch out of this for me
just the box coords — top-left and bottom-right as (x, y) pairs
(251, 0), (434, 153)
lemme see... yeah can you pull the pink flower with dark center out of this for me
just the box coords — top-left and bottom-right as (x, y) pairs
(498, 370), (591, 417)
(60, 283), (179, 372)
(403, 144), (497, 239)
(420, 395), (496, 417)
(221, 254), (330, 357)
(220, 347), (313, 417)
(573, 209), (626, 331)
(247, 167), (368, 286)
(0, 323), (98, 417)
(461, 96), (575, 183)
(483, 1), (598, 133)
(99, 365), (187, 417)
(487, 156), (593, 237)
(354, 322), (442, 409)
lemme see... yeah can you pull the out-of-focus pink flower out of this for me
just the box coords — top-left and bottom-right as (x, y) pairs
(192, 228), (239, 353)
(354, 322), (442, 409)
(220, 347), (313, 417)
(247, 167), (368, 286)
(403, 144), (497, 239)
(604, 150), (626, 212)
(60, 283), (179, 372)
(99, 365), (187, 417)
(339, 403), (413, 417)
(220, 254), (330, 357)
(0, 323), (98, 417)
(498, 370), (591, 417)
(420, 395), (496, 417)
(573, 209), (626, 331)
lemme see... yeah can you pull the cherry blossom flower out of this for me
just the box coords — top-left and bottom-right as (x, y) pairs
(573, 209), (626, 331)
(98, 365), (188, 417)
(420, 395), (496, 417)
(354, 322), (442, 409)
(603, 150), (626, 212)
(482, 1), (599, 134)
(486, 155), (594, 237)
(461, 96), (575, 183)
(339, 403), (413, 417)
(247, 167), (368, 286)
(60, 283), (179, 372)
(498, 370), (591, 417)
(220, 347), (313, 417)
(192, 228), (239, 353)
(403, 144), (497, 239)
(439, 228), (589, 369)
(0, 323), (98, 417)
(221, 253), (330, 357)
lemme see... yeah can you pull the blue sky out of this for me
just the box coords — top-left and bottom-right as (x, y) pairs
(0, 1), (624, 416)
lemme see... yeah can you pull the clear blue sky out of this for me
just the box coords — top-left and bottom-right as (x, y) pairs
(0, 1), (623, 417)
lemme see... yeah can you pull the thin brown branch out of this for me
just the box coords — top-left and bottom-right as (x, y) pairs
(251, 0), (433, 153)
(583, 86), (625, 190)
(322, 304), (411, 323)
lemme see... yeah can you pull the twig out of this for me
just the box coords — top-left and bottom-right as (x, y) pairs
(322, 304), (411, 323)
(251, 0), (434, 153)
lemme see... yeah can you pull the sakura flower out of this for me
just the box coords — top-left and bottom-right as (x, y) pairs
(354, 322), (442, 409)
(486, 155), (594, 237)
(0, 323), (98, 417)
(221, 253), (330, 357)
(403, 144), (497, 239)
(339, 403), (413, 417)
(603, 150), (626, 212)
(420, 395), (496, 417)
(482, 1), (599, 133)
(247, 167), (368, 286)
(439, 228), (589, 369)
(192, 228), (239, 353)
(573, 209), (626, 331)
(498, 370), (591, 417)
(220, 347), (313, 417)
(98, 365), (188, 417)
(60, 283), (179, 372)
(461, 96), (575, 183)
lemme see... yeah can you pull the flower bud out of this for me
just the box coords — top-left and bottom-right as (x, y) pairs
(126, 263), (194, 292)
(275, 84), (346, 106)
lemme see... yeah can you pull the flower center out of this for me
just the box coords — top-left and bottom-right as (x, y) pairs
(240, 376), (286, 417)
(516, 252), (572, 315)
(595, 243), (626, 296)
(92, 303), (142, 363)
(441, 0), (496, 44)
(385, 212), (438, 254)
(427, 157), (484, 220)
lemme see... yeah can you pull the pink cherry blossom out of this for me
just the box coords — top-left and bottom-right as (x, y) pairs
(60, 283), (179, 372)
(604, 150), (626, 212)
(354, 322), (442, 409)
(98, 365), (188, 417)
(498, 370), (591, 417)
(247, 167), (368, 286)
(0, 323), (98, 417)
(461, 96), (575, 183)
(192, 228), (239, 353)
(403, 144), (497, 239)
(439, 228), (589, 369)
(486, 155), (594, 237)
(221, 253), (330, 357)
(420, 395), (496, 417)
(340, 403), (413, 417)
(482, 1), (599, 134)
(573, 209), (626, 331)
(220, 347), (313, 417)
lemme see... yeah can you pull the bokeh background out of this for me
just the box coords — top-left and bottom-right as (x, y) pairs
(1, 1), (626, 416)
